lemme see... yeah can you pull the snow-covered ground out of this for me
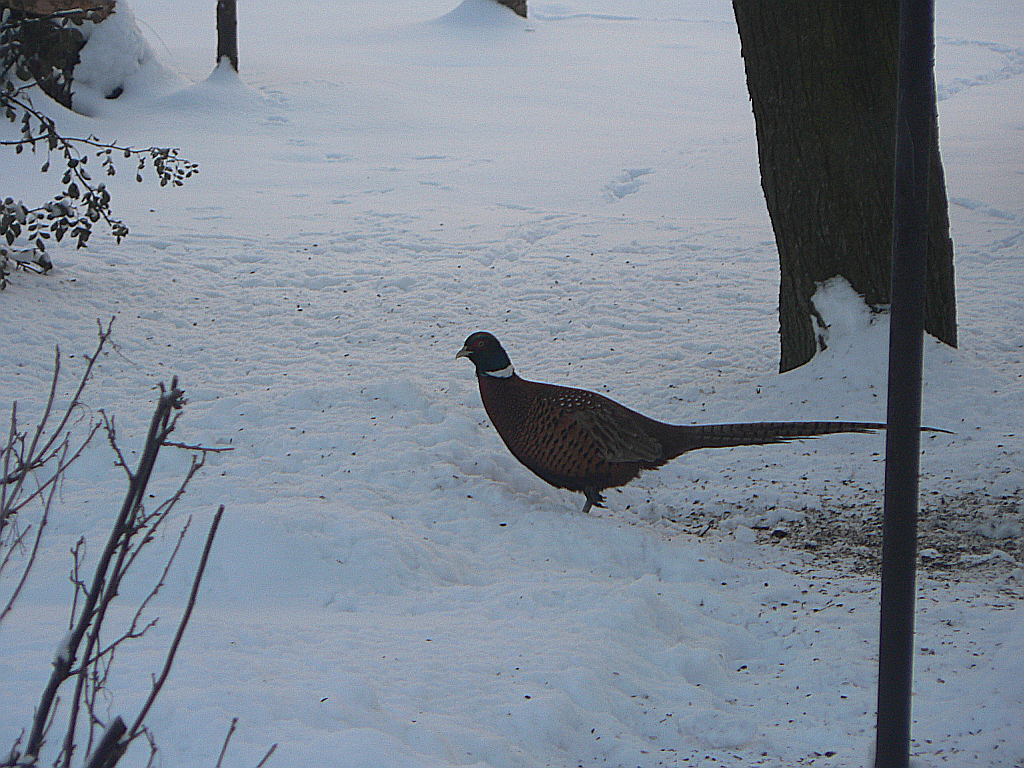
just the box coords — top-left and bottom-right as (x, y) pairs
(2, 1), (1022, 766)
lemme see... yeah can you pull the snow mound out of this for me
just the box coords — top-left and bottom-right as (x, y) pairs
(432, 0), (529, 29)
(811, 276), (876, 352)
(151, 59), (270, 116)
(72, 1), (177, 113)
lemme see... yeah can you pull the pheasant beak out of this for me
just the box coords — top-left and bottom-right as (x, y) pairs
(455, 343), (471, 360)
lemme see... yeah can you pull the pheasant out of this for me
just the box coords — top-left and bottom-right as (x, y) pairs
(457, 331), (892, 514)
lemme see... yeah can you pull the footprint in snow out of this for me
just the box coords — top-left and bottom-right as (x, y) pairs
(603, 168), (653, 201)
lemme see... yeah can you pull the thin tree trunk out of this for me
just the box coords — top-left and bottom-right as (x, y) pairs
(733, 0), (956, 372)
(216, 0), (238, 71)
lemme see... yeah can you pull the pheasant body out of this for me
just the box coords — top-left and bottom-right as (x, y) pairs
(458, 332), (888, 513)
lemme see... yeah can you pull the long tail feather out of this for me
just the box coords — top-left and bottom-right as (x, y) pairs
(669, 421), (887, 455)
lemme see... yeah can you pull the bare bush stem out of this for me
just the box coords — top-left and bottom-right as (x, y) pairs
(24, 380), (184, 761)
(130, 505), (224, 737)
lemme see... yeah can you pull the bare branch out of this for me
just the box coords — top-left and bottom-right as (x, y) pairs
(2, 352), (239, 766)
(2, 325), (111, 634)
(3, 423), (99, 525)
(92, 519), (192, 666)
(23, 380), (185, 761)
(0, 522), (31, 580)
(99, 411), (132, 479)
(0, 451), (62, 623)
(81, 716), (126, 768)
(162, 440), (234, 453)
(1, 319), (112, 490)
(129, 505), (224, 740)
(112, 455), (205, 596)
(68, 536), (87, 627)
(254, 742), (278, 768)
(61, 385), (185, 763)
(215, 717), (238, 768)
(1, 400), (20, 507)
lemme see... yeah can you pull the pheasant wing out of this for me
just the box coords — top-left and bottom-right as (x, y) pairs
(568, 399), (665, 464)
(502, 386), (667, 492)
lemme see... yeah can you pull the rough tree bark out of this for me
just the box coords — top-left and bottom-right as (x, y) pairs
(732, 0), (957, 372)
(0, 0), (114, 108)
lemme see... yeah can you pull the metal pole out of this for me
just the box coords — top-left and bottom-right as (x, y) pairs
(875, 0), (935, 766)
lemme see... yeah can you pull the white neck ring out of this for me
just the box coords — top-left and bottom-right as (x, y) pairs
(484, 364), (515, 379)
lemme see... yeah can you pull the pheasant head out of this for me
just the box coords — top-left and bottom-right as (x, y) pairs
(456, 332), (515, 378)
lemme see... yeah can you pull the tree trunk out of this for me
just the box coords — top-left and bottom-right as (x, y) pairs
(216, 0), (238, 71)
(492, 0), (527, 17)
(1, 0), (114, 15)
(732, 0), (956, 372)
